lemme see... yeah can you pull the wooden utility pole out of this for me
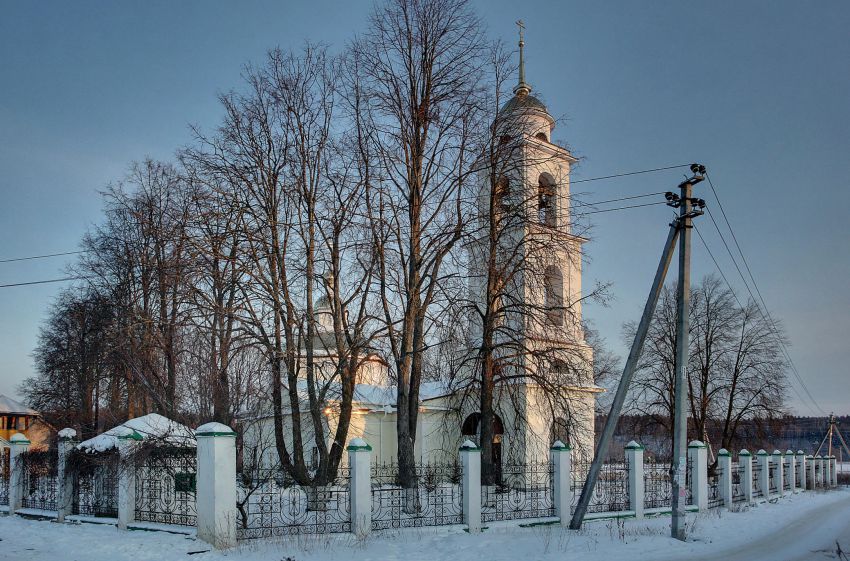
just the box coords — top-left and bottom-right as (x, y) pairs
(816, 414), (850, 476)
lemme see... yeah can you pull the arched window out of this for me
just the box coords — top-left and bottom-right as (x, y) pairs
(461, 412), (504, 440)
(544, 265), (564, 326)
(538, 173), (557, 226)
(535, 132), (548, 142)
(551, 417), (571, 447)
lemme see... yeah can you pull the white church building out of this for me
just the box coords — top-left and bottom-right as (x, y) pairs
(243, 36), (601, 470)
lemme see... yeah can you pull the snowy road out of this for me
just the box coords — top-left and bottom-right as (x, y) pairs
(1, 489), (849, 560)
(677, 493), (850, 561)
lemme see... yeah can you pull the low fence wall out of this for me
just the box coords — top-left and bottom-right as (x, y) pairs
(1, 429), (841, 551)
(236, 468), (352, 538)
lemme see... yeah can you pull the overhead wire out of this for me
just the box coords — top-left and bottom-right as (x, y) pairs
(697, 173), (826, 415)
(0, 250), (87, 264)
(571, 164), (692, 184)
(693, 222), (818, 415)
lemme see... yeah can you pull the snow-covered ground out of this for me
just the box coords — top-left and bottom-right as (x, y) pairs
(1, 489), (849, 561)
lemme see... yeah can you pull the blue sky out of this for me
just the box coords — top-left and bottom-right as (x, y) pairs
(1, 1), (848, 415)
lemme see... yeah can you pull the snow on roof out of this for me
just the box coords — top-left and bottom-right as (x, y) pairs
(239, 378), (456, 419)
(0, 395), (38, 416)
(76, 413), (195, 453)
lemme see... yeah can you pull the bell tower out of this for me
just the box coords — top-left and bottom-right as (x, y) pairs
(469, 23), (599, 463)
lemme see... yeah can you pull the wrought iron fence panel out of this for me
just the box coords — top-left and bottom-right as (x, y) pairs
(732, 463), (746, 503)
(707, 465), (723, 509)
(72, 453), (119, 518)
(370, 462), (463, 530)
(570, 458), (630, 514)
(20, 450), (58, 511)
(134, 447), (197, 526)
(768, 463), (778, 493)
(752, 461), (763, 498)
(236, 467), (351, 539)
(0, 452), (8, 506)
(480, 459), (554, 522)
(684, 460), (694, 506)
(644, 462), (672, 509)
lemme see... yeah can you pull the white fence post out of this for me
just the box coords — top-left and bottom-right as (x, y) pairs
(688, 440), (708, 511)
(625, 441), (644, 519)
(797, 451), (806, 491)
(757, 450), (770, 500)
(460, 440), (481, 533)
(785, 450), (795, 493)
(9, 433), (30, 514)
(832, 457), (838, 487)
(718, 449), (733, 509)
(740, 450), (753, 504)
(823, 456), (832, 487)
(116, 428), (141, 530)
(196, 422), (237, 549)
(772, 450), (784, 497)
(348, 437), (372, 537)
(551, 440), (572, 526)
(806, 455), (815, 490)
(56, 428), (77, 521)
(815, 455), (823, 487)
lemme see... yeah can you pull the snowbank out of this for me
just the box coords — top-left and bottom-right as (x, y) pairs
(1, 486), (848, 561)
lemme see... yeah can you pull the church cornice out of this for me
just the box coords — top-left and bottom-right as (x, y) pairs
(519, 135), (578, 163)
(527, 223), (588, 244)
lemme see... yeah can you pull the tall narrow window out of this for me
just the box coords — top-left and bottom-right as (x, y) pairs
(538, 173), (557, 226)
(544, 265), (564, 326)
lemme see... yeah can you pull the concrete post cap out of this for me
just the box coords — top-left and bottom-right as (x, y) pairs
(739, 449), (751, 456)
(797, 450), (805, 455)
(196, 422), (236, 437)
(772, 450), (782, 455)
(58, 428), (77, 440)
(756, 449), (768, 455)
(717, 448), (730, 456)
(551, 440), (570, 450)
(688, 440), (706, 448)
(347, 437), (372, 451)
(786, 450), (794, 455)
(625, 440), (644, 450)
(815, 454), (823, 459)
(9, 433), (30, 444)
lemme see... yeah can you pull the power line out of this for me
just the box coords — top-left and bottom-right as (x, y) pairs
(694, 222), (819, 415)
(571, 191), (667, 209)
(0, 277), (87, 289)
(0, 193), (672, 268)
(700, 173), (826, 415)
(0, 164), (691, 266)
(573, 200), (669, 217)
(0, 250), (87, 264)
(571, 164), (692, 184)
(703, 204), (825, 415)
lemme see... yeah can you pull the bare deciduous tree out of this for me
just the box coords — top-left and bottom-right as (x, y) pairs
(354, 0), (486, 487)
(625, 274), (788, 458)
